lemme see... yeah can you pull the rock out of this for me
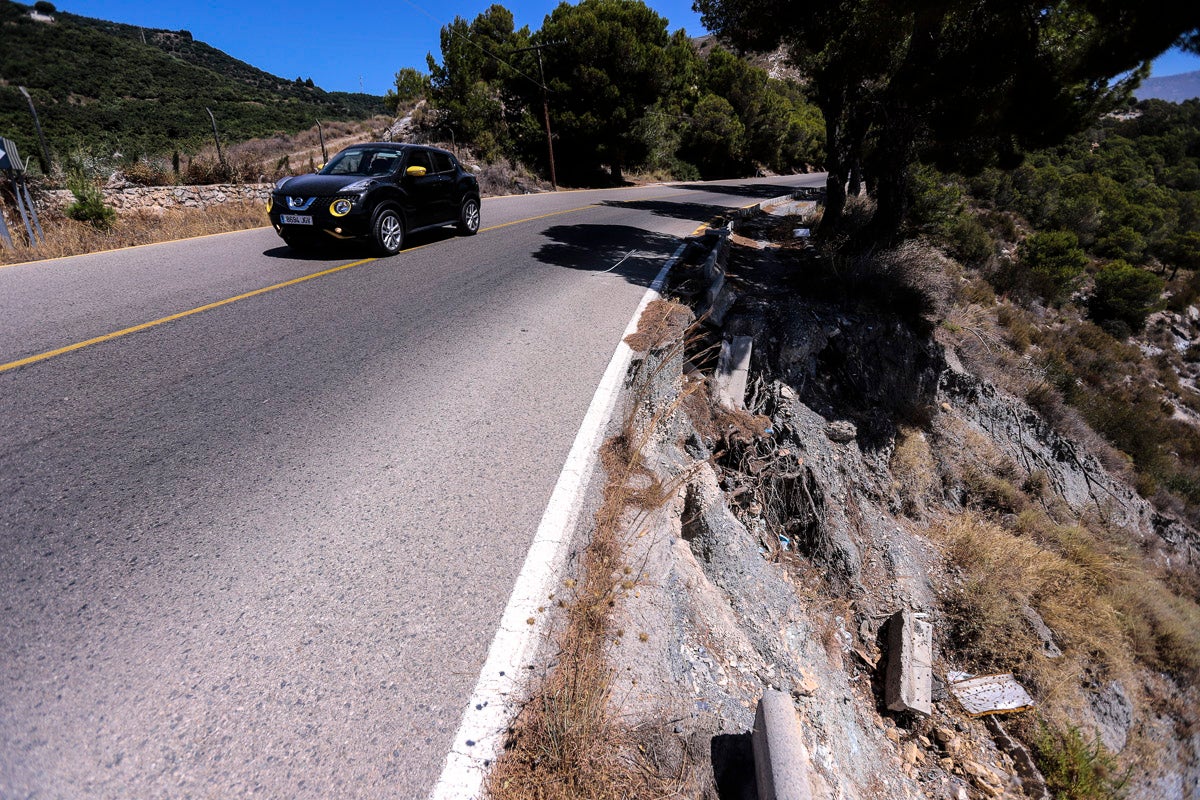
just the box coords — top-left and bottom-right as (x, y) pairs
(792, 673), (819, 697)
(826, 420), (858, 443)
(963, 760), (1001, 787)
(940, 757), (955, 772)
(886, 727), (902, 743)
(1088, 680), (1133, 753)
(903, 742), (923, 765)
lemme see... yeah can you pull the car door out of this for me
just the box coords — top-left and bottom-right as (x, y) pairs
(429, 151), (458, 223)
(403, 149), (440, 228)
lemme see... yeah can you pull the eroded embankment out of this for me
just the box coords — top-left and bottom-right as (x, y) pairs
(488, 200), (1200, 800)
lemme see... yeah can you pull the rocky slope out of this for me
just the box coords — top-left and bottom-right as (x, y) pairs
(598, 206), (1200, 799)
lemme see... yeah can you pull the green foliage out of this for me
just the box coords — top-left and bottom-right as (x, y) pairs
(384, 67), (430, 113)
(697, 0), (1197, 239)
(1031, 722), (1128, 800)
(1019, 231), (1088, 305)
(0, 0), (385, 167)
(944, 214), (995, 269)
(1089, 260), (1164, 334)
(423, 1), (823, 182)
(64, 175), (115, 229)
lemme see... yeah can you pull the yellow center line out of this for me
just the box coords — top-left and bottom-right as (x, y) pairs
(1, 195), (727, 375)
(0, 257), (380, 375)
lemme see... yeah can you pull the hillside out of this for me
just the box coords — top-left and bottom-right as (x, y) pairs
(0, 0), (386, 169)
(1135, 69), (1200, 103)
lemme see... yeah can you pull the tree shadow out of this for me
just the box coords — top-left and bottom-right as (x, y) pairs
(711, 733), (758, 800)
(532, 223), (683, 287)
(674, 182), (814, 199)
(600, 198), (732, 222)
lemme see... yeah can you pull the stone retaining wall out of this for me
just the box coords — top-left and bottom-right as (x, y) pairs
(38, 183), (272, 214)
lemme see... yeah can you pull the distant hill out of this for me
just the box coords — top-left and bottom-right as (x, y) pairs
(0, 0), (386, 167)
(1135, 70), (1200, 103)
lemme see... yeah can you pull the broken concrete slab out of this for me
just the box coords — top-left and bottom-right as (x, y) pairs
(885, 610), (932, 715)
(752, 689), (815, 800)
(948, 672), (1035, 717)
(715, 336), (754, 410)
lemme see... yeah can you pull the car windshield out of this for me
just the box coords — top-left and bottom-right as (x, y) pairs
(321, 148), (402, 177)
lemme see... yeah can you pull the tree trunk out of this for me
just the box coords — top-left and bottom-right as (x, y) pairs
(817, 95), (848, 239)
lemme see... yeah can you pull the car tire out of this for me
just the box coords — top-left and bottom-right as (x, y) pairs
(457, 197), (481, 236)
(372, 207), (405, 255)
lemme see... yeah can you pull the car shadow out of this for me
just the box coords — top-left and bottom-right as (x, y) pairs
(261, 226), (461, 260)
(533, 223), (684, 287)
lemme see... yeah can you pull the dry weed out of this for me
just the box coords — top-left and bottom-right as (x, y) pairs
(0, 203), (268, 267)
(488, 312), (705, 800)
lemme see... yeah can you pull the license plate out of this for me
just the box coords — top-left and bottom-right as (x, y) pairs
(280, 214), (313, 225)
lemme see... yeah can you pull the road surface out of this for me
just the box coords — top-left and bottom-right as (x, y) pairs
(0, 175), (825, 799)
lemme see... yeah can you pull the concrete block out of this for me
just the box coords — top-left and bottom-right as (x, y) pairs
(884, 610), (932, 715)
(703, 246), (723, 286)
(752, 689), (814, 800)
(715, 336), (754, 409)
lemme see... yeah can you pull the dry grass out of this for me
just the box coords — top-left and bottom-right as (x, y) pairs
(933, 504), (1200, 727)
(0, 203), (269, 267)
(890, 426), (939, 517)
(624, 300), (692, 354)
(487, 309), (706, 799)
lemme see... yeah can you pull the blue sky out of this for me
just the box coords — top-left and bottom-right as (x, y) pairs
(62, 0), (1200, 96)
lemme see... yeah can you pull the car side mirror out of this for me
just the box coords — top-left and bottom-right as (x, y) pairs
(315, 163), (324, 172)
(405, 166), (427, 177)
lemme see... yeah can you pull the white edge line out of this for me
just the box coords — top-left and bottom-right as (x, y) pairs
(427, 241), (687, 800)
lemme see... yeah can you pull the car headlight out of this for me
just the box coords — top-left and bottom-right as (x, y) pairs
(330, 198), (352, 217)
(340, 179), (373, 193)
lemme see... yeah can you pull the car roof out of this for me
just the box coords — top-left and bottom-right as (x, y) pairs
(354, 142), (456, 157)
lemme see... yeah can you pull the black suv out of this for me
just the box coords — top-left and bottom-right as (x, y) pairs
(268, 143), (481, 255)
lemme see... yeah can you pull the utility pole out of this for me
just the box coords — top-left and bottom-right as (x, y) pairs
(513, 43), (559, 190)
(17, 86), (51, 176)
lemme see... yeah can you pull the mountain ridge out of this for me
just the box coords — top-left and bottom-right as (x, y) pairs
(0, 0), (385, 168)
(1134, 69), (1200, 102)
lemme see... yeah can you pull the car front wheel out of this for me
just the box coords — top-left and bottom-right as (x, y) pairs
(457, 197), (481, 236)
(372, 208), (405, 255)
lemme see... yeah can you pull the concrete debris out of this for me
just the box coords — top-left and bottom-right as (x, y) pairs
(752, 690), (816, 800)
(885, 610), (933, 715)
(716, 336), (755, 410)
(947, 672), (1035, 717)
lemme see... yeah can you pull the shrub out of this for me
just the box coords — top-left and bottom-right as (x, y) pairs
(64, 176), (115, 230)
(1019, 230), (1089, 305)
(944, 213), (994, 268)
(1088, 260), (1165, 334)
(1031, 722), (1129, 800)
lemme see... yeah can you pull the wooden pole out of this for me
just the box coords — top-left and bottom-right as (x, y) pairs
(18, 87), (51, 176)
(206, 107), (226, 168)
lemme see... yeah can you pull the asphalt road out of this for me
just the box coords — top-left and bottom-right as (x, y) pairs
(0, 174), (825, 799)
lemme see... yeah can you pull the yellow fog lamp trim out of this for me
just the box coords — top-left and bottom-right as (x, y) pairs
(266, 195), (273, 212)
(330, 198), (352, 217)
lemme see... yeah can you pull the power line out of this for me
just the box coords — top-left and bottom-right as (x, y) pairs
(396, 0), (544, 89)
